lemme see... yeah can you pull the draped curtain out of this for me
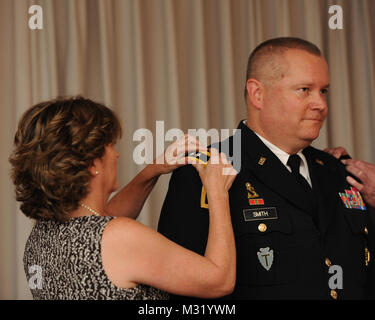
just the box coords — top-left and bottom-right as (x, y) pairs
(0, 0), (374, 299)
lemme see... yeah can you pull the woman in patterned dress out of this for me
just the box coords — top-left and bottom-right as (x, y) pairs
(9, 97), (237, 300)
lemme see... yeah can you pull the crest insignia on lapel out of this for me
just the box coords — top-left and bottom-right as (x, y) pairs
(246, 182), (259, 198)
(258, 157), (267, 165)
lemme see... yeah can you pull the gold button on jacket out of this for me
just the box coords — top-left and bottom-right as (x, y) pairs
(258, 223), (267, 232)
(325, 258), (332, 267)
(330, 289), (338, 299)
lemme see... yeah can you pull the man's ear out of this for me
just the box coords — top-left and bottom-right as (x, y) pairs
(246, 78), (264, 110)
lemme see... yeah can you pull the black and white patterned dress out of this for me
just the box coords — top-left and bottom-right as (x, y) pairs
(23, 215), (169, 300)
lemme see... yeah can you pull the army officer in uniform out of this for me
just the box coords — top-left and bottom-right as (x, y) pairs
(158, 37), (375, 299)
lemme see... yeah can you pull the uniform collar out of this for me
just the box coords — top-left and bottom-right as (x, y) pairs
(234, 121), (314, 216)
(242, 120), (312, 186)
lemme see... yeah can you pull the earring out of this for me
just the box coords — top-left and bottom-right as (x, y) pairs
(95, 171), (99, 175)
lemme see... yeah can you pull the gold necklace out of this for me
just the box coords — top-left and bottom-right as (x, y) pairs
(79, 203), (101, 216)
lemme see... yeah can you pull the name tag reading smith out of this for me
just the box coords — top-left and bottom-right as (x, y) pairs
(243, 207), (278, 221)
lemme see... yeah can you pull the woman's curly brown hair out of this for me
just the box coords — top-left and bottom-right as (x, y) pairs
(9, 96), (122, 222)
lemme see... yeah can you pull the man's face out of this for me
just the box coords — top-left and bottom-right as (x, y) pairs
(260, 49), (330, 153)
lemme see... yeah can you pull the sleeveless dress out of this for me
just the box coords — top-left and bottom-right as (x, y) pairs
(23, 215), (169, 300)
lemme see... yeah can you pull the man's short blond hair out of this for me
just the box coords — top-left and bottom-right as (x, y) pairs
(244, 37), (322, 100)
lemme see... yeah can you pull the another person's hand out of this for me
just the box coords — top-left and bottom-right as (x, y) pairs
(342, 159), (375, 208)
(192, 148), (237, 193)
(324, 146), (349, 159)
(154, 134), (207, 175)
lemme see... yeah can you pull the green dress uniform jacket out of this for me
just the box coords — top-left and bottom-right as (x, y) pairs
(158, 121), (375, 299)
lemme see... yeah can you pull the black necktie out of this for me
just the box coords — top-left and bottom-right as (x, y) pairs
(287, 154), (318, 224)
(287, 154), (311, 191)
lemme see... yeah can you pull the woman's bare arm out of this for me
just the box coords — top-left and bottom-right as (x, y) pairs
(101, 150), (237, 298)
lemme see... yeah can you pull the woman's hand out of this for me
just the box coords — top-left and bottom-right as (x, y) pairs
(154, 134), (207, 175)
(192, 148), (237, 193)
(107, 134), (206, 219)
(324, 146), (349, 159)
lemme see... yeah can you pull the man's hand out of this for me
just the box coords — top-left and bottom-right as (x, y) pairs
(342, 159), (375, 208)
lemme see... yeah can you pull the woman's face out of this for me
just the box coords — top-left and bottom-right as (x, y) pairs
(101, 143), (120, 194)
